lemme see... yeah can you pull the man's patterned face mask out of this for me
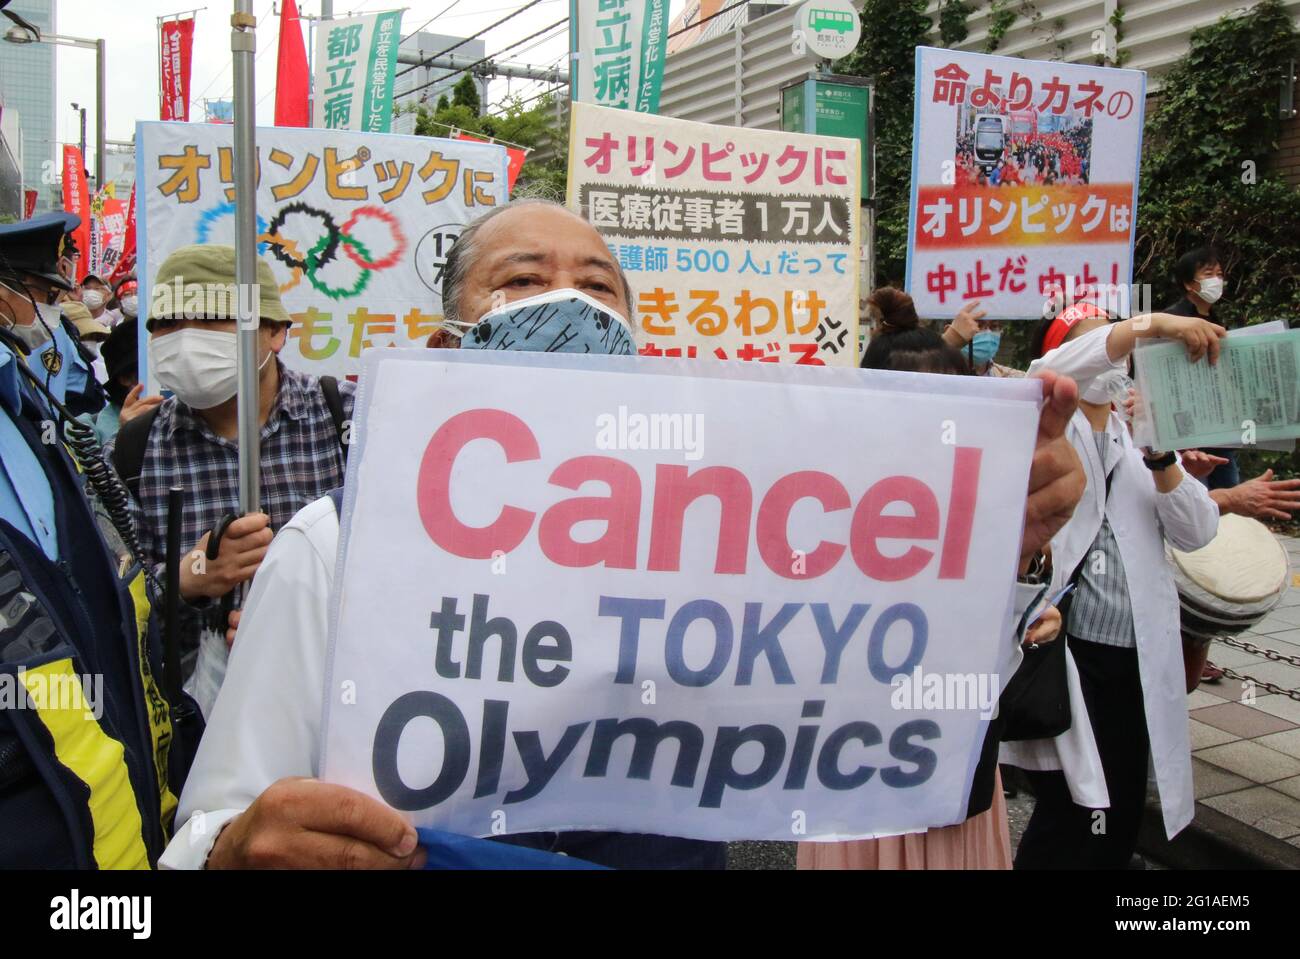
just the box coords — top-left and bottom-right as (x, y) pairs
(452, 289), (635, 356)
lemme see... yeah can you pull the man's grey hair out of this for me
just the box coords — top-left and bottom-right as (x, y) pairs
(440, 198), (634, 328)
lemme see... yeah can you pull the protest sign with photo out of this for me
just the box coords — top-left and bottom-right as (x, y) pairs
(568, 102), (861, 366)
(312, 10), (404, 133)
(906, 47), (1145, 319)
(136, 121), (508, 380)
(321, 350), (1040, 841)
(87, 186), (128, 280)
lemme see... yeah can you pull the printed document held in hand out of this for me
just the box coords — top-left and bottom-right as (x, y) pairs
(1132, 329), (1300, 451)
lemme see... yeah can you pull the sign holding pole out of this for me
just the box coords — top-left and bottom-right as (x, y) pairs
(232, 0), (260, 514)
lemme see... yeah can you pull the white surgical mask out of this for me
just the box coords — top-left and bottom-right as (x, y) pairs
(150, 328), (270, 409)
(1198, 277), (1224, 305)
(81, 290), (105, 311)
(1083, 367), (1131, 405)
(8, 300), (63, 352)
(120, 294), (139, 318)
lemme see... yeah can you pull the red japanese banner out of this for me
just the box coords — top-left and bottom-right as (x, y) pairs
(111, 184), (137, 283)
(159, 17), (196, 122)
(456, 133), (525, 194)
(23, 189), (37, 220)
(61, 145), (91, 282)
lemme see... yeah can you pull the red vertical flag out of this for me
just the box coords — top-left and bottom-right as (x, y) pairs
(275, 0), (310, 127)
(111, 185), (138, 284)
(159, 16), (196, 121)
(61, 145), (91, 282)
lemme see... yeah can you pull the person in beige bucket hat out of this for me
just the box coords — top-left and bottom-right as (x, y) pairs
(105, 244), (354, 715)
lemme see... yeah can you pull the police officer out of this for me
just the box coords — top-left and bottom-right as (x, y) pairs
(0, 212), (184, 868)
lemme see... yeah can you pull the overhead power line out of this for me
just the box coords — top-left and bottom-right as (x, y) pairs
(395, 0), (550, 79)
(397, 16), (568, 100)
(400, 0), (465, 43)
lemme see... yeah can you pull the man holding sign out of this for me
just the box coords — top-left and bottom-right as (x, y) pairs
(161, 200), (1086, 870)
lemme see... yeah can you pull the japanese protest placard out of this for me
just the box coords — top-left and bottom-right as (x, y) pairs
(87, 186), (128, 280)
(136, 121), (508, 379)
(312, 10), (404, 132)
(906, 47), (1146, 319)
(322, 349), (1040, 841)
(568, 103), (861, 366)
(575, 0), (670, 113)
(1133, 329), (1300, 451)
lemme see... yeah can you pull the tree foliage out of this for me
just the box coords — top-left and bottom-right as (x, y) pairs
(450, 74), (482, 116)
(1136, 0), (1300, 326)
(412, 92), (568, 198)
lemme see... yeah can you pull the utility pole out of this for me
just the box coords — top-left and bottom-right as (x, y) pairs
(71, 102), (87, 166)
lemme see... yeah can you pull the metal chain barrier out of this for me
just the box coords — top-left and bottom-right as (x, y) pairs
(1214, 635), (1300, 702)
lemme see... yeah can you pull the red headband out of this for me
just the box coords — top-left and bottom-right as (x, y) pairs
(1039, 301), (1108, 357)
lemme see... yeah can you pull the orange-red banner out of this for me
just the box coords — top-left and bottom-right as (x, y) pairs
(61, 145), (91, 282)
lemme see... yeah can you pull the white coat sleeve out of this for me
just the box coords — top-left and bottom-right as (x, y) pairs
(158, 498), (337, 869)
(1155, 461), (1221, 552)
(1026, 321), (1126, 395)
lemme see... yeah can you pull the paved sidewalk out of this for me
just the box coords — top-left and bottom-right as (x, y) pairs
(1184, 532), (1300, 853)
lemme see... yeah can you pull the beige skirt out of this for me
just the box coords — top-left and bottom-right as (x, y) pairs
(796, 769), (1012, 870)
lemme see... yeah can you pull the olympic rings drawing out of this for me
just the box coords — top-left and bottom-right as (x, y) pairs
(257, 231), (305, 295)
(266, 202), (341, 272)
(305, 232), (373, 300)
(193, 199), (407, 301)
(341, 205), (406, 271)
(195, 201), (269, 255)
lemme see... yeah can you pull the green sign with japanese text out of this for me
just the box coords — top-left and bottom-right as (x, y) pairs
(782, 78), (872, 198)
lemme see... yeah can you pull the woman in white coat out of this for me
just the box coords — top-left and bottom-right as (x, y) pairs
(1006, 301), (1225, 869)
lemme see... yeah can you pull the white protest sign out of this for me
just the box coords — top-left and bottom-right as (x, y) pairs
(567, 102), (861, 366)
(136, 121), (508, 381)
(907, 47), (1146, 319)
(322, 351), (1040, 841)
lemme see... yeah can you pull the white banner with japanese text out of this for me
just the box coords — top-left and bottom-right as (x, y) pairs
(575, 0), (670, 113)
(136, 121), (508, 380)
(321, 349), (1040, 841)
(906, 47), (1145, 319)
(567, 103), (861, 366)
(312, 10), (404, 132)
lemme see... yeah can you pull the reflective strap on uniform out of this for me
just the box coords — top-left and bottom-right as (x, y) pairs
(127, 572), (179, 836)
(18, 659), (150, 870)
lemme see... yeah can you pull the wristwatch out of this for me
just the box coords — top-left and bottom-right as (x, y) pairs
(1142, 450), (1177, 471)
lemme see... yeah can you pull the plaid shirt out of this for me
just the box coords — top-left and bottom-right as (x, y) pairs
(107, 362), (355, 584)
